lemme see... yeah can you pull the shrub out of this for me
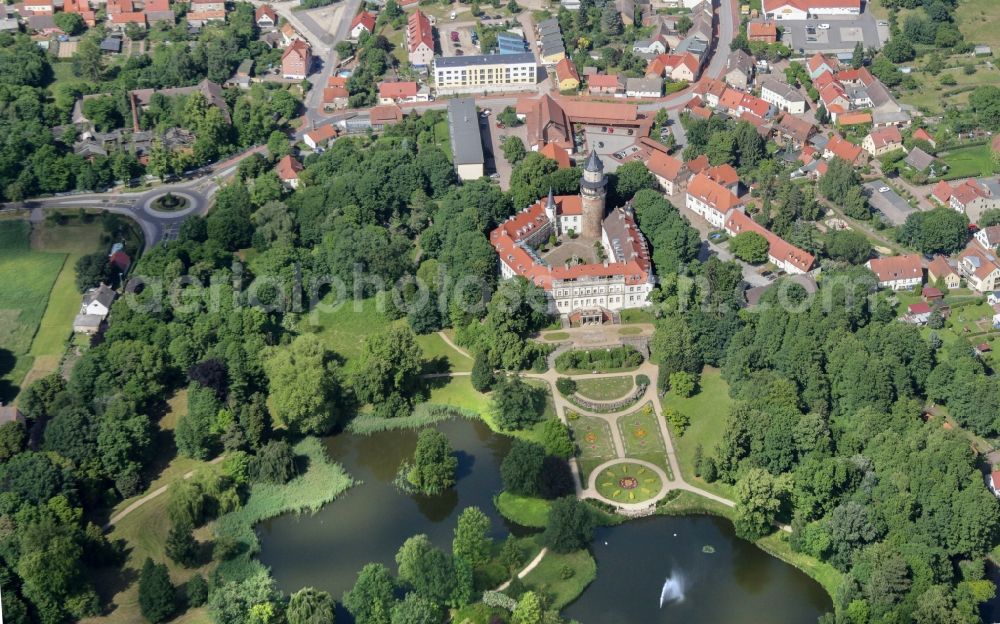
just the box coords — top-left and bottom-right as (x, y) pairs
(635, 374), (650, 387)
(543, 497), (596, 553)
(555, 377), (577, 395)
(540, 419), (574, 458)
(554, 346), (643, 373)
(664, 407), (690, 436)
(668, 371), (698, 397)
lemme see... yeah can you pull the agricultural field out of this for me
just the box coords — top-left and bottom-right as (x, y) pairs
(0, 221), (73, 400)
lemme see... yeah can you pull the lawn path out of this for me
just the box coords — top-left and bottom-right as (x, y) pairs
(437, 331), (472, 359)
(105, 456), (225, 529)
(495, 547), (549, 591)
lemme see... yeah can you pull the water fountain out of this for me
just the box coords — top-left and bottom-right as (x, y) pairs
(659, 572), (686, 607)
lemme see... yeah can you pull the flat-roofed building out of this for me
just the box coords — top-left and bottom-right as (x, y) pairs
(448, 98), (485, 180)
(433, 53), (537, 95)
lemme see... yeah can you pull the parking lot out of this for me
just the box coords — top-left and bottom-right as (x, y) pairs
(580, 126), (640, 172)
(440, 23), (479, 58)
(778, 13), (884, 54)
(864, 181), (917, 226)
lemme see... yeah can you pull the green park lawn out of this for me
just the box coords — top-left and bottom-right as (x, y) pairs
(566, 411), (617, 484)
(520, 547), (597, 610)
(937, 144), (997, 180)
(616, 403), (671, 477)
(594, 462), (662, 504)
(0, 221), (71, 401)
(574, 375), (634, 401)
(416, 331), (474, 373)
(662, 367), (734, 499)
(434, 120), (453, 161)
(494, 491), (551, 528)
(310, 297), (394, 368)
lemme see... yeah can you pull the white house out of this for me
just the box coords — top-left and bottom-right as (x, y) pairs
(989, 470), (1000, 497)
(760, 79), (806, 115)
(625, 77), (663, 98)
(866, 255), (923, 291)
(74, 283), (116, 334)
(685, 173), (742, 229)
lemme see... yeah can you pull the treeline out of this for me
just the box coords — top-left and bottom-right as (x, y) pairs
(663, 265), (1000, 623)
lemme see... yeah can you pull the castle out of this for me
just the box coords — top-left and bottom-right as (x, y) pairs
(489, 151), (655, 322)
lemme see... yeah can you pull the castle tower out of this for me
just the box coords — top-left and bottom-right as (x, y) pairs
(580, 150), (607, 239)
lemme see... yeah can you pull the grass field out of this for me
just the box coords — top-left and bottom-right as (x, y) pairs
(937, 144), (997, 180)
(310, 297), (395, 368)
(434, 120), (453, 161)
(21, 221), (106, 389)
(520, 547), (597, 610)
(956, 0), (1000, 51)
(662, 367), (734, 499)
(594, 462), (662, 504)
(566, 411), (616, 484)
(616, 403), (671, 477)
(574, 375), (634, 401)
(494, 491), (551, 528)
(0, 221), (69, 400)
(416, 331), (474, 373)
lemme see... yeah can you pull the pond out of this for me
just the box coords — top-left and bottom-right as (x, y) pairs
(257, 418), (833, 622)
(257, 418), (521, 597)
(564, 516), (832, 624)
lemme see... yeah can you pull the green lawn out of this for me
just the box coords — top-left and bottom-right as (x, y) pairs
(619, 308), (656, 324)
(937, 144), (997, 180)
(0, 221), (69, 401)
(957, 0), (1000, 51)
(309, 297), (396, 368)
(662, 367), (734, 499)
(574, 375), (634, 401)
(520, 548), (597, 610)
(566, 411), (617, 484)
(594, 462), (662, 504)
(616, 403), (671, 477)
(416, 331), (474, 373)
(494, 491), (551, 528)
(434, 120), (453, 161)
(427, 375), (491, 413)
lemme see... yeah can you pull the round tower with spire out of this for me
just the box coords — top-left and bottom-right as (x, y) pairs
(580, 150), (607, 239)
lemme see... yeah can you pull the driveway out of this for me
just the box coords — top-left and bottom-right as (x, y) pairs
(864, 180), (917, 226)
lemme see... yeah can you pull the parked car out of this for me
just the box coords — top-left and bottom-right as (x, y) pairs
(818, 23), (830, 29)
(455, 49), (464, 55)
(449, 10), (456, 19)
(450, 30), (460, 41)
(878, 186), (890, 193)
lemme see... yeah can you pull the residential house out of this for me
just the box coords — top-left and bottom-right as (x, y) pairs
(110, 11), (146, 28)
(369, 104), (403, 131)
(109, 244), (131, 273)
(747, 21), (777, 43)
(281, 39), (311, 80)
(21, 0), (53, 14)
(555, 58), (580, 91)
(904, 147), (934, 173)
(806, 53), (837, 79)
(539, 142), (571, 169)
(913, 127), (936, 148)
(64, 0), (96, 27)
(718, 87), (772, 119)
(949, 179), (1000, 223)
(866, 254), (923, 290)
(862, 126), (904, 157)
(275, 154), (303, 189)
(646, 53), (699, 82)
(725, 209), (815, 274)
(280, 23), (302, 47)
(186, 8), (225, 25)
(646, 150), (686, 195)
(323, 76), (349, 110)
(693, 78), (728, 108)
(976, 225), (1000, 251)
(632, 37), (667, 56)
(144, 0), (174, 24)
(703, 163), (739, 193)
(725, 49), (754, 90)
(74, 284), (116, 334)
(823, 134), (864, 165)
(433, 53), (538, 95)
(760, 78), (806, 114)
(304, 124), (337, 150)
(989, 470), (1000, 497)
(377, 81), (429, 104)
(959, 243), (1000, 293)
(685, 172), (742, 228)
(407, 10), (434, 67)
(928, 255), (961, 289)
(588, 73), (622, 96)
(350, 11), (376, 40)
(773, 112), (815, 148)
(255, 4), (277, 29)
(625, 77), (662, 98)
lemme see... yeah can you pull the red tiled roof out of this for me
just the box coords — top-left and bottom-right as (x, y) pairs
(538, 143), (571, 169)
(378, 81), (418, 99)
(407, 9), (433, 52)
(351, 11), (376, 33)
(725, 210), (815, 273)
(908, 302), (931, 314)
(807, 53), (835, 74)
(112, 11), (146, 23)
(186, 9), (225, 20)
(765, 0), (860, 13)
(370, 104), (403, 125)
(704, 164), (739, 187)
(275, 154), (303, 180)
(867, 254), (922, 283)
(688, 173), (742, 212)
(837, 111), (872, 126)
(927, 254), (957, 279)
(913, 128), (934, 144)
(255, 4), (276, 22)
(748, 21), (777, 39)
(686, 154), (709, 174)
(646, 150), (684, 181)
(327, 75), (347, 89)
(555, 58), (580, 84)
(282, 39), (310, 62)
(867, 126), (902, 149)
(826, 135), (863, 163)
(588, 74), (621, 89)
(950, 178), (990, 207)
(305, 124), (337, 144)
(324, 86), (348, 101)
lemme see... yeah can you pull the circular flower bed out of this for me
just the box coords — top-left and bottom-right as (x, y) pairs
(619, 476), (639, 489)
(595, 462), (663, 504)
(584, 431), (598, 444)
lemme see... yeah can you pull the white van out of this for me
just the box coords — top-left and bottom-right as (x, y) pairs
(450, 10), (457, 19)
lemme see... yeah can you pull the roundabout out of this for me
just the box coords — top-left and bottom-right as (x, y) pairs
(590, 460), (668, 506)
(142, 190), (201, 219)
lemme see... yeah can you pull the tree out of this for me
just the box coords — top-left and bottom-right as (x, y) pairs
(138, 558), (175, 623)
(287, 588), (335, 624)
(470, 352), (496, 391)
(403, 429), (457, 495)
(851, 41), (864, 69)
(390, 592), (442, 624)
(54, 11), (85, 34)
(816, 104), (830, 125)
(249, 439), (298, 484)
(733, 468), (788, 541)
(453, 506), (492, 568)
(395, 534), (456, 603)
(825, 230), (872, 264)
(490, 375), (544, 431)
(353, 325), (424, 409)
(264, 334), (342, 434)
(611, 161), (654, 203)
(668, 371), (697, 397)
(512, 591), (543, 624)
(0, 420), (26, 462)
(882, 36), (915, 63)
(538, 455), (575, 499)
(186, 575), (209, 608)
(501, 439), (545, 496)
(165, 520), (200, 567)
(343, 563), (398, 624)
(729, 231), (769, 263)
(539, 419), (574, 458)
(543, 496), (595, 553)
(501, 135), (527, 164)
(897, 208), (969, 255)
(75, 251), (113, 292)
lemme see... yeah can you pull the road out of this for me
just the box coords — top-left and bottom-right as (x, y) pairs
(5, 147), (265, 251)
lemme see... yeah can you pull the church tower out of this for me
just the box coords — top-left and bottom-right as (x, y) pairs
(580, 150), (607, 239)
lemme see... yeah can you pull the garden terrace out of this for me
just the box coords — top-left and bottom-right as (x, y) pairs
(554, 345), (644, 374)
